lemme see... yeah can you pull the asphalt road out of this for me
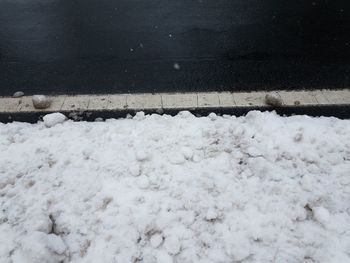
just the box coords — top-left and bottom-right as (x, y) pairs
(0, 0), (349, 96)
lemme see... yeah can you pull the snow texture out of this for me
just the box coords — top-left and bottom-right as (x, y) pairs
(0, 111), (350, 263)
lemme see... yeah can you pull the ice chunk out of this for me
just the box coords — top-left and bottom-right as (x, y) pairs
(208, 113), (218, 120)
(225, 232), (251, 261)
(265, 93), (283, 106)
(46, 234), (67, 255)
(13, 91), (24, 98)
(43, 113), (67, 128)
(32, 95), (51, 109)
(150, 233), (163, 248)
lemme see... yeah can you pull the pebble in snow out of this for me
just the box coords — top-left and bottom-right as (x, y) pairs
(32, 95), (51, 109)
(150, 233), (163, 248)
(12, 91), (24, 98)
(43, 113), (67, 128)
(265, 93), (283, 107)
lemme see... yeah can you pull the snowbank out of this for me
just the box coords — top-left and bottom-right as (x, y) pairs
(0, 111), (349, 263)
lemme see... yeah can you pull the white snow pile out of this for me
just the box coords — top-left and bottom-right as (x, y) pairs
(0, 111), (350, 263)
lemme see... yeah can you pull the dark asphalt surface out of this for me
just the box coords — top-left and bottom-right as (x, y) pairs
(0, 0), (350, 95)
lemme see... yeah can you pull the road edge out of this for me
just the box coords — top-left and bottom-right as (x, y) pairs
(1, 89), (349, 123)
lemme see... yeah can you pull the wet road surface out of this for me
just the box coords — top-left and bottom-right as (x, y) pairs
(0, 0), (349, 95)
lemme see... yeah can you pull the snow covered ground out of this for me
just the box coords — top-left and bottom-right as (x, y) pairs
(0, 111), (350, 263)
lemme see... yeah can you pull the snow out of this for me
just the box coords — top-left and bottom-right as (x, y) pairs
(150, 233), (163, 248)
(164, 236), (181, 255)
(12, 232), (67, 263)
(313, 206), (331, 226)
(0, 110), (350, 263)
(43, 113), (67, 128)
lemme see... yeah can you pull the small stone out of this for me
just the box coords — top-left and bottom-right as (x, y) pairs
(150, 233), (163, 248)
(13, 91), (24, 98)
(265, 93), (283, 107)
(32, 95), (51, 109)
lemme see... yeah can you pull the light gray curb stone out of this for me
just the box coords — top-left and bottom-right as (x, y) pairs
(0, 89), (349, 113)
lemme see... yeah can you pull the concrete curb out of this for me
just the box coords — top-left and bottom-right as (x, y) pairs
(1, 89), (349, 122)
